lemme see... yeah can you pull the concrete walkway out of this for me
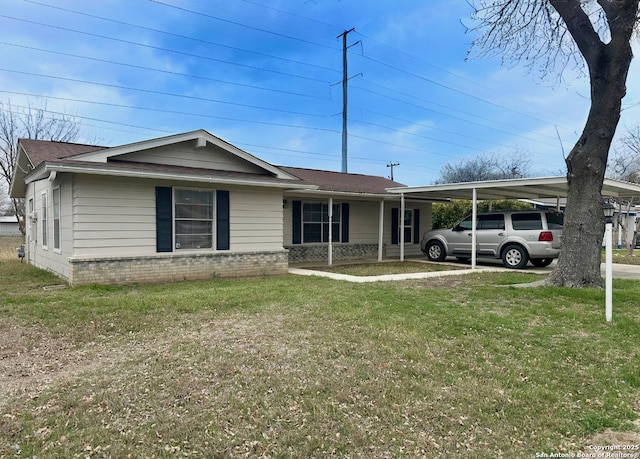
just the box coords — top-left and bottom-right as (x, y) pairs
(289, 259), (640, 283)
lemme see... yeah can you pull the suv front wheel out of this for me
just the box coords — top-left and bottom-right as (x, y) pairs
(425, 240), (447, 262)
(501, 244), (528, 269)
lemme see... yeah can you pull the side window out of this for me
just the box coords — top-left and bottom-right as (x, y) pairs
(457, 216), (473, 231)
(302, 202), (341, 243)
(53, 187), (61, 251)
(402, 209), (414, 243)
(174, 189), (214, 250)
(479, 214), (505, 230)
(545, 212), (564, 230)
(511, 213), (543, 230)
(41, 192), (48, 249)
(28, 198), (35, 241)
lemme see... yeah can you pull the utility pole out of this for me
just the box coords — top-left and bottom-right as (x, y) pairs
(337, 28), (356, 173)
(387, 162), (400, 181)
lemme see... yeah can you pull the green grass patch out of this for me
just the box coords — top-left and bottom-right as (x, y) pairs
(605, 249), (640, 265)
(306, 260), (466, 276)
(1, 259), (639, 457)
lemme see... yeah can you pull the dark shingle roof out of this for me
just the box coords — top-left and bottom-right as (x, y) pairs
(279, 166), (404, 194)
(18, 139), (407, 195)
(19, 138), (106, 168)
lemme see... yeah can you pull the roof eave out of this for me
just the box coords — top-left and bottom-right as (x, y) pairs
(67, 129), (300, 181)
(9, 144), (32, 198)
(26, 162), (319, 191)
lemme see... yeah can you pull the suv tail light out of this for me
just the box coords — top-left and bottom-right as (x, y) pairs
(538, 231), (554, 242)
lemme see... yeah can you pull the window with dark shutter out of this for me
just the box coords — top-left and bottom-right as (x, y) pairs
(341, 203), (349, 243)
(216, 190), (230, 250)
(292, 200), (302, 244)
(391, 208), (399, 245)
(156, 186), (173, 252)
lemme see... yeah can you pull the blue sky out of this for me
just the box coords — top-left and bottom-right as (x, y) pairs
(2, 0), (639, 186)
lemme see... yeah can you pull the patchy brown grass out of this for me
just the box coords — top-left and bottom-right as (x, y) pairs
(1, 260), (640, 458)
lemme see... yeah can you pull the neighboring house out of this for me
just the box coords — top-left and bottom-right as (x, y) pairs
(9, 130), (431, 285)
(0, 216), (21, 236)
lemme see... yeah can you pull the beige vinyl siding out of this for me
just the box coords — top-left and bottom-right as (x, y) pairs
(229, 188), (283, 252)
(72, 176), (283, 256)
(116, 142), (267, 174)
(59, 174), (74, 263)
(25, 175), (74, 280)
(346, 201), (381, 243)
(73, 176), (156, 256)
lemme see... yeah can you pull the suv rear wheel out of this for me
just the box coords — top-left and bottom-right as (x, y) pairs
(425, 240), (446, 262)
(502, 244), (528, 269)
(530, 258), (553, 267)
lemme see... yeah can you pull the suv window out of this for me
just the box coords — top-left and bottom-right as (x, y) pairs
(456, 216), (473, 231)
(456, 214), (505, 231)
(479, 214), (505, 230)
(545, 212), (564, 230)
(511, 213), (543, 230)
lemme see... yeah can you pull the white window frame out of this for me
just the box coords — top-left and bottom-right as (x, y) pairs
(53, 186), (61, 252)
(28, 198), (34, 242)
(302, 202), (341, 244)
(41, 191), (48, 250)
(173, 188), (215, 250)
(401, 209), (414, 244)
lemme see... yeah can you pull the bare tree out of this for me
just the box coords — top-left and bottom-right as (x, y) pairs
(435, 152), (530, 184)
(607, 124), (640, 254)
(608, 124), (640, 182)
(0, 100), (81, 234)
(469, 0), (639, 288)
(0, 182), (13, 215)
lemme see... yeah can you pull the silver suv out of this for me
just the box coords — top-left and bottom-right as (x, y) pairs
(420, 210), (563, 269)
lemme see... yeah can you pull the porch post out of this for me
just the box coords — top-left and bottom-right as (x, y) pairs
(378, 200), (384, 261)
(400, 193), (405, 261)
(328, 197), (333, 266)
(471, 187), (477, 270)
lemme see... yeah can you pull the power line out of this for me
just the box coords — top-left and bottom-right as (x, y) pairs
(0, 15), (331, 84)
(0, 90), (340, 133)
(355, 52), (574, 131)
(0, 41), (331, 101)
(0, 68), (332, 118)
(19, 0), (339, 75)
(148, 0), (340, 52)
(0, 40), (560, 152)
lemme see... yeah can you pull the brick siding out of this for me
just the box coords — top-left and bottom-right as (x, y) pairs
(285, 243), (379, 264)
(68, 250), (288, 285)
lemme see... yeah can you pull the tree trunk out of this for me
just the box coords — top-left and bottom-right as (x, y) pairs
(546, 38), (633, 287)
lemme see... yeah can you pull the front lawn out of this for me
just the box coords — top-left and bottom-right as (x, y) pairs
(1, 260), (638, 458)
(305, 260), (467, 276)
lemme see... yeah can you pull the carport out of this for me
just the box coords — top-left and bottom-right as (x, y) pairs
(386, 176), (640, 268)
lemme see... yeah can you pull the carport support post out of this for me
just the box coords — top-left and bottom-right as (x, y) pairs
(378, 200), (384, 261)
(400, 193), (405, 261)
(471, 187), (477, 270)
(328, 197), (333, 266)
(605, 219), (613, 322)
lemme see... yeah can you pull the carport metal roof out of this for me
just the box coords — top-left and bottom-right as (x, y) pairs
(386, 176), (640, 201)
(385, 176), (640, 268)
